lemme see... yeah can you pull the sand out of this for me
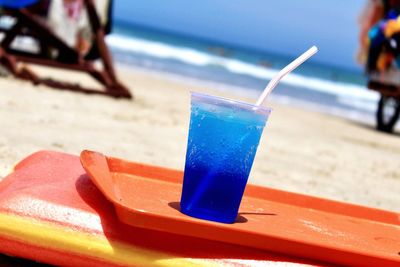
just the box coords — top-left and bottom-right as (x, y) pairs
(0, 65), (399, 212)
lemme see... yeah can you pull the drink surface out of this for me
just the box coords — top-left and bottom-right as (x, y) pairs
(180, 93), (270, 223)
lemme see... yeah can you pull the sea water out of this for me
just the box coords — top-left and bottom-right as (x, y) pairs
(109, 22), (379, 124)
(180, 92), (271, 223)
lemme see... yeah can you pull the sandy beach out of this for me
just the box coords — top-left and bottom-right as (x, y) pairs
(0, 65), (399, 212)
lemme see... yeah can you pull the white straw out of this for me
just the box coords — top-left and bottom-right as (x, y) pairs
(255, 46), (318, 106)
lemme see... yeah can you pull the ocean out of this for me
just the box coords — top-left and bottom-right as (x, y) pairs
(108, 20), (379, 123)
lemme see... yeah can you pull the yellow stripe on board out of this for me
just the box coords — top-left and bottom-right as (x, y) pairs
(0, 213), (222, 267)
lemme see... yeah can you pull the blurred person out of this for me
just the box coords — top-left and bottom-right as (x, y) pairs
(359, 0), (400, 72)
(48, 0), (91, 56)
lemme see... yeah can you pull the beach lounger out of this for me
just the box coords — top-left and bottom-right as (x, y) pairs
(0, 150), (399, 266)
(0, 0), (132, 98)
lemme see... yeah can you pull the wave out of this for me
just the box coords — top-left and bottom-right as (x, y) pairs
(106, 34), (378, 103)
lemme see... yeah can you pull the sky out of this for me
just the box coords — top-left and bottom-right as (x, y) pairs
(113, 0), (366, 71)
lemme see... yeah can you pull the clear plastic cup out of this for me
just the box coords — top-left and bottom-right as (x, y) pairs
(180, 92), (271, 223)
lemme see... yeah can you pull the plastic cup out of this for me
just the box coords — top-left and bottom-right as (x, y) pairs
(180, 92), (271, 224)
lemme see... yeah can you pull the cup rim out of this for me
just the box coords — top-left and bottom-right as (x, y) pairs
(191, 91), (272, 114)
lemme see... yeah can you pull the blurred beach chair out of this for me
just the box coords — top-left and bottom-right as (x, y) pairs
(0, 0), (132, 98)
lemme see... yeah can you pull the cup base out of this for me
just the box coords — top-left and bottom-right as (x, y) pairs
(180, 205), (237, 224)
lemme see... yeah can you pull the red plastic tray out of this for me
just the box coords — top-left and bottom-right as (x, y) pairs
(80, 150), (400, 267)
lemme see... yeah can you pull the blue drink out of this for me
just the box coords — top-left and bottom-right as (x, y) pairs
(180, 92), (271, 224)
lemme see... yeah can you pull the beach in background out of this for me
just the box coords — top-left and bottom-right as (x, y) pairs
(0, 63), (399, 212)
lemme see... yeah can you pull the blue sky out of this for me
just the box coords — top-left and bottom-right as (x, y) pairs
(114, 0), (365, 71)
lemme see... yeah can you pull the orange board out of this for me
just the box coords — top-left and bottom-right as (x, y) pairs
(0, 150), (331, 267)
(80, 150), (400, 267)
